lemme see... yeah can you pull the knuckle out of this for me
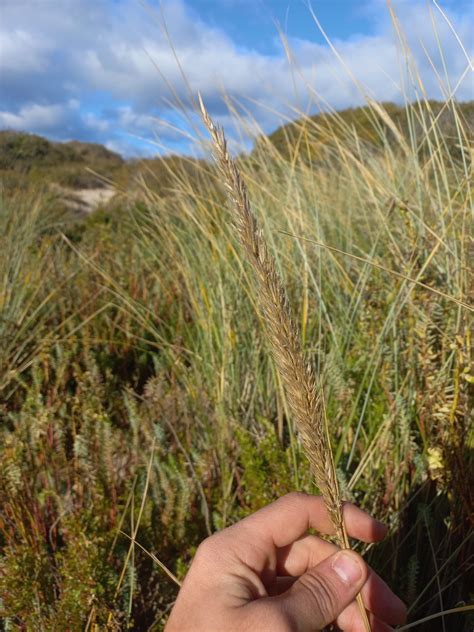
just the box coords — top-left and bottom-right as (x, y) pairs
(298, 572), (339, 624)
(281, 491), (310, 505)
(247, 606), (293, 632)
(194, 534), (219, 561)
(195, 535), (213, 554)
(193, 530), (231, 564)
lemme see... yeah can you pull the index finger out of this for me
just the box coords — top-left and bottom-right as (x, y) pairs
(228, 493), (387, 548)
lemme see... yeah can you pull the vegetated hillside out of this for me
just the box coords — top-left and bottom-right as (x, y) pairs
(0, 130), (211, 200)
(261, 100), (474, 161)
(0, 130), (125, 191)
(0, 130), (124, 171)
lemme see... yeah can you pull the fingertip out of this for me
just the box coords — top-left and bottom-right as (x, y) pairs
(368, 611), (395, 632)
(372, 519), (388, 541)
(332, 550), (368, 587)
(341, 503), (389, 543)
(388, 594), (407, 625)
(277, 548), (369, 631)
(337, 602), (395, 632)
(362, 569), (408, 625)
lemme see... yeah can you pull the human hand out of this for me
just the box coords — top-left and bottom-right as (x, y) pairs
(165, 493), (406, 632)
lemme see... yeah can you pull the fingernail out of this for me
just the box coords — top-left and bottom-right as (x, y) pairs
(332, 552), (363, 584)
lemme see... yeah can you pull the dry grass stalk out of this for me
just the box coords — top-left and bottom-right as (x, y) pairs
(199, 95), (371, 631)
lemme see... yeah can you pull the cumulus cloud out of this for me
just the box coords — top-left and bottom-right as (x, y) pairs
(0, 100), (81, 132)
(0, 0), (471, 156)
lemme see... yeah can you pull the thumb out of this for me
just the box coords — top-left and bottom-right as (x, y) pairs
(276, 550), (368, 631)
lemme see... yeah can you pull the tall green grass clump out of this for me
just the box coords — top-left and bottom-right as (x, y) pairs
(115, 93), (472, 629)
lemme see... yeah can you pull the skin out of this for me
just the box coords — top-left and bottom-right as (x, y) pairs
(165, 493), (407, 632)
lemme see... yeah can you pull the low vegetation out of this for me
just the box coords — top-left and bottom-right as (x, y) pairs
(0, 96), (472, 631)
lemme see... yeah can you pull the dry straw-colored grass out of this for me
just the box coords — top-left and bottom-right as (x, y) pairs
(200, 95), (372, 631)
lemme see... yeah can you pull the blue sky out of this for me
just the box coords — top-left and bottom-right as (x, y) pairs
(0, 0), (472, 157)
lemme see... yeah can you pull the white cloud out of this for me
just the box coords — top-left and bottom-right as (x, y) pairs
(0, 0), (471, 156)
(105, 137), (158, 158)
(0, 29), (52, 72)
(83, 113), (110, 133)
(0, 100), (79, 131)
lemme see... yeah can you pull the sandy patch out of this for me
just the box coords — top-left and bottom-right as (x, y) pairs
(58, 186), (116, 214)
